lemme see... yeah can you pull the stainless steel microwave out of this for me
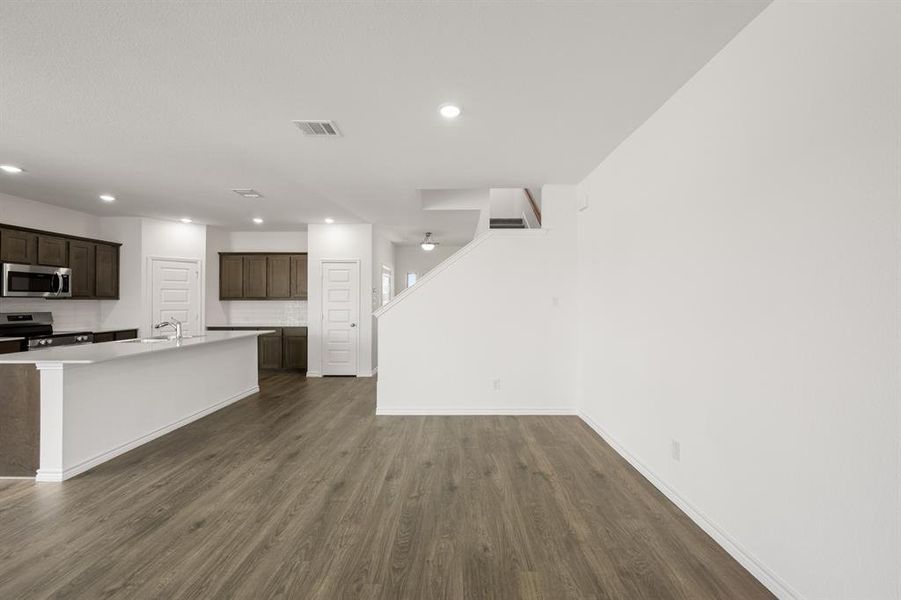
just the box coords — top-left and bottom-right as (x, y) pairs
(1, 263), (72, 298)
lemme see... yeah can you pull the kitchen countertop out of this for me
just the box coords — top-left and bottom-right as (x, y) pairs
(0, 330), (274, 366)
(206, 324), (308, 328)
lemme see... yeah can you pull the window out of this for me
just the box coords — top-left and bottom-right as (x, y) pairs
(406, 272), (417, 288)
(381, 267), (392, 306)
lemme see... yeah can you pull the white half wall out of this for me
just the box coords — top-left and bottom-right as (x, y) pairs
(576, 2), (900, 599)
(376, 185), (578, 414)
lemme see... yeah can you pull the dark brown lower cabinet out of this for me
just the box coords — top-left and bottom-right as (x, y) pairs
(258, 331), (283, 370)
(207, 326), (307, 371)
(0, 340), (26, 355)
(92, 329), (138, 344)
(283, 328), (308, 370)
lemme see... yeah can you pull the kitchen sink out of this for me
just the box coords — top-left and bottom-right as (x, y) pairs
(123, 337), (170, 344)
(122, 334), (206, 344)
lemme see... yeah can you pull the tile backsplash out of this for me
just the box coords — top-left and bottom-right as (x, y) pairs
(217, 300), (308, 326)
(0, 298), (310, 331)
(0, 298), (102, 331)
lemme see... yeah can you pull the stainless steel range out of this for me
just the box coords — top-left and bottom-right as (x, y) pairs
(0, 312), (93, 350)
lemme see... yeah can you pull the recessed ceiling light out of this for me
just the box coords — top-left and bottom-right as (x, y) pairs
(439, 104), (461, 119)
(253, 217), (264, 224)
(99, 194), (116, 202)
(0, 164), (24, 174)
(324, 217), (335, 224)
(180, 218), (192, 224)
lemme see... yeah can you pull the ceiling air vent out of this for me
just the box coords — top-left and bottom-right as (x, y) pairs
(293, 120), (341, 137)
(233, 189), (263, 198)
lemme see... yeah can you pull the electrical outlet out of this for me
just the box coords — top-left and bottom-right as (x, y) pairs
(671, 439), (681, 462)
(492, 378), (501, 391)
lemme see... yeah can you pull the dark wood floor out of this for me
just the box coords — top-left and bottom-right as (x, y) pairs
(0, 372), (773, 599)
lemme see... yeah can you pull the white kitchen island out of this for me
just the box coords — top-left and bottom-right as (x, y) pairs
(0, 330), (271, 481)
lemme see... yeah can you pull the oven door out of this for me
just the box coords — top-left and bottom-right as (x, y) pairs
(1, 263), (72, 298)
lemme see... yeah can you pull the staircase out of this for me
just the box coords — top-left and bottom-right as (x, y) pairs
(490, 218), (527, 229)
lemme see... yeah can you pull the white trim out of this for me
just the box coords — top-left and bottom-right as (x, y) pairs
(306, 371), (322, 378)
(35, 385), (259, 483)
(376, 407), (577, 416)
(373, 229), (547, 318)
(319, 258), (361, 377)
(578, 411), (802, 600)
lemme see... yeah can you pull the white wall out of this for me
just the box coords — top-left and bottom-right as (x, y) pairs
(204, 228), (308, 326)
(393, 243), (464, 296)
(0, 192), (100, 239)
(140, 218), (206, 335)
(307, 223), (372, 376)
(97, 217), (143, 333)
(376, 185), (578, 413)
(576, 2), (900, 599)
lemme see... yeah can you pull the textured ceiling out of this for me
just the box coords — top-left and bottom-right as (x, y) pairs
(0, 1), (768, 240)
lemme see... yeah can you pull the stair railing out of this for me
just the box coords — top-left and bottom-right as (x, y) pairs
(524, 188), (542, 227)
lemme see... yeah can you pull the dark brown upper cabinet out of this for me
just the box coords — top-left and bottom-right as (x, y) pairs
(68, 240), (96, 298)
(267, 255), (291, 298)
(243, 255), (268, 299)
(219, 253), (307, 300)
(220, 254), (244, 299)
(94, 244), (119, 298)
(290, 254), (308, 299)
(0, 228), (37, 264)
(37, 235), (68, 267)
(0, 224), (121, 300)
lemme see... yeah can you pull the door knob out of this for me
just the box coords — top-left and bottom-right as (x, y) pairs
(350, 323), (357, 327)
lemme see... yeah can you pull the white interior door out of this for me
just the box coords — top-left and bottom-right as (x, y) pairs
(151, 258), (201, 335)
(321, 260), (360, 376)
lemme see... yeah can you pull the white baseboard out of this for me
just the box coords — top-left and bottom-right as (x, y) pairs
(306, 371), (322, 378)
(37, 386), (260, 483)
(578, 411), (801, 600)
(376, 407), (578, 416)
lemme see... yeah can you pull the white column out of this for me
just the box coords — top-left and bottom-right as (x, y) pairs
(35, 362), (64, 482)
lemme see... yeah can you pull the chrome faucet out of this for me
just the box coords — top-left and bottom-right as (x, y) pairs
(154, 318), (184, 340)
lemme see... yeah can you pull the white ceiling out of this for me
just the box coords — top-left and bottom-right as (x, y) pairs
(0, 1), (767, 241)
